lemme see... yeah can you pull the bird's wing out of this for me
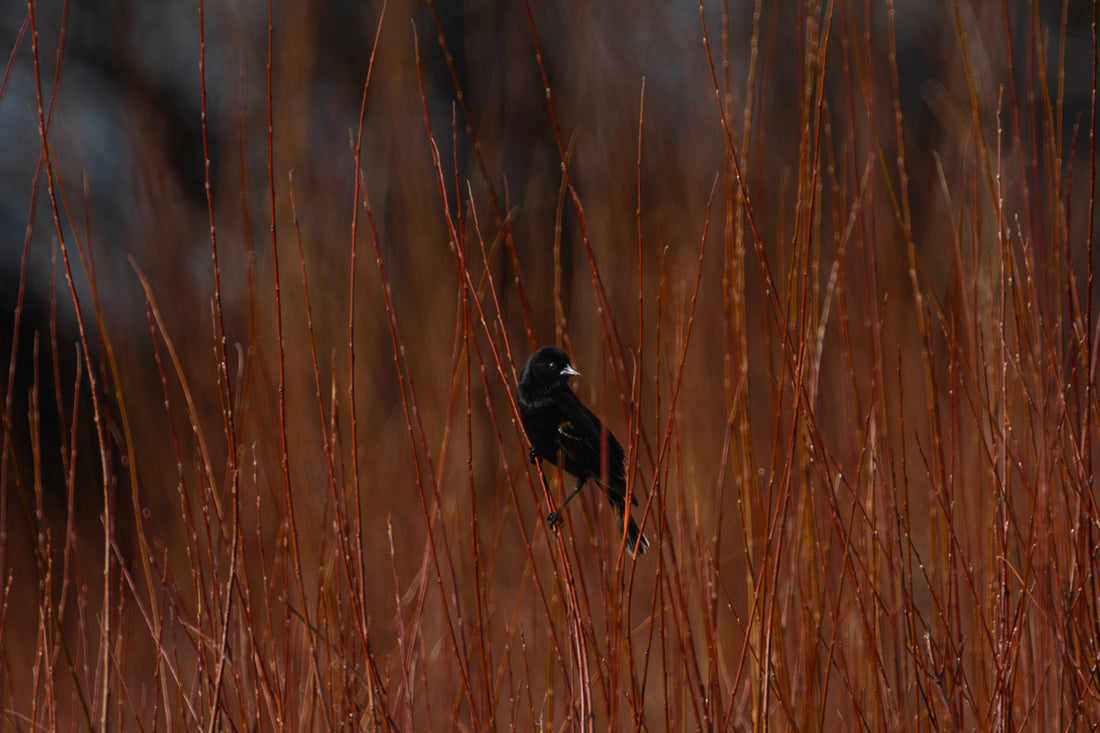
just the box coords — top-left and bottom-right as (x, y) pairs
(556, 395), (636, 506)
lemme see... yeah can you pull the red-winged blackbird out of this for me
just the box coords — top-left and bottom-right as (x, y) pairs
(517, 346), (649, 554)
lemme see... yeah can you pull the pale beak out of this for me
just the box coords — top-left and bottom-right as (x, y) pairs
(561, 364), (581, 377)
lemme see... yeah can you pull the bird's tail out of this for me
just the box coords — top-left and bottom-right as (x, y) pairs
(625, 515), (650, 555)
(609, 493), (649, 555)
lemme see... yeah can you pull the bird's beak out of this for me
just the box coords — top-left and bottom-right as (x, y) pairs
(561, 364), (581, 377)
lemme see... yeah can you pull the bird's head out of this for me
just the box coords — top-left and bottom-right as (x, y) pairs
(520, 346), (581, 396)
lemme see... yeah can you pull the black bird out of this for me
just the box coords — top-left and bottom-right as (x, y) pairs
(517, 346), (649, 554)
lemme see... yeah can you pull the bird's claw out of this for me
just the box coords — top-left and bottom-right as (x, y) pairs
(529, 447), (539, 466)
(546, 510), (560, 527)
